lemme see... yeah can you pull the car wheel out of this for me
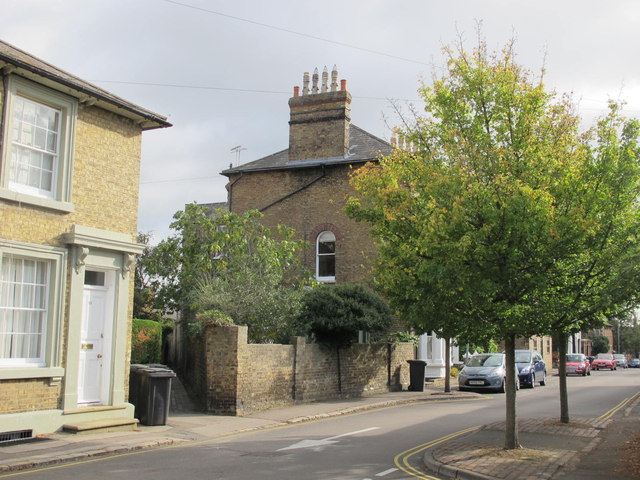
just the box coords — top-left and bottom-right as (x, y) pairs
(530, 373), (536, 388)
(540, 371), (546, 386)
(582, 370), (587, 376)
(499, 379), (506, 393)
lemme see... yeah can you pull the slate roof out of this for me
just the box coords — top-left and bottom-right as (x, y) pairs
(0, 40), (171, 130)
(221, 125), (392, 175)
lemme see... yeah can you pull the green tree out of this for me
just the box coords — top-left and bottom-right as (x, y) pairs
(543, 104), (640, 423)
(296, 283), (393, 345)
(346, 37), (640, 449)
(148, 204), (311, 343)
(591, 336), (610, 355)
(133, 232), (165, 321)
(295, 283), (393, 394)
(620, 325), (640, 358)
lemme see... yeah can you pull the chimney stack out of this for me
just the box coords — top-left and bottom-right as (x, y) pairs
(288, 66), (351, 162)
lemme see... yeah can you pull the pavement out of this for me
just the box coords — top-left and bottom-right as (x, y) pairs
(1, 375), (639, 480)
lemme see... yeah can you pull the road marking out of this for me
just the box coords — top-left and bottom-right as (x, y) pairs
(277, 427), (380, 451)
(376, 467), (398, 476)
(394, 426), (480, 480)
(597, 392), (640, 421)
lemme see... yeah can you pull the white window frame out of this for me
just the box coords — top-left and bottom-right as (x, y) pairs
(316, 230), (336, 282)
(0, 241), (65, 379)
(0, 75), (76, 212)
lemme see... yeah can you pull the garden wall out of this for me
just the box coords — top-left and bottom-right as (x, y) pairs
(187, 325), (414, 415)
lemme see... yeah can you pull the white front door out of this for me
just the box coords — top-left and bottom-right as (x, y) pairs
(78, 270), (114, 405)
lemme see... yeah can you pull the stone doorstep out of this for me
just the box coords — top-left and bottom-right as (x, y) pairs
(62, 418), (139, 435)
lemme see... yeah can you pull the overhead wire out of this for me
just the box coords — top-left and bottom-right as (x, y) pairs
(161, 0), (430, 66)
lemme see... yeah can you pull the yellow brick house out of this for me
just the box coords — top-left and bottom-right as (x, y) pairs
(0, 40), (170, 438)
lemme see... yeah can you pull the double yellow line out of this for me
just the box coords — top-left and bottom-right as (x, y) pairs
(395, 391), (640, 479)
(393, 425), (480, 479)
(597, 392), (640, 421)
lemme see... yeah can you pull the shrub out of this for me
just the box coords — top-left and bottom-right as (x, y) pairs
(591, 335), (610, 356)
(387, 331), (420, 345)
(296, 284), (393, 345)
(131, 318), (162, 364)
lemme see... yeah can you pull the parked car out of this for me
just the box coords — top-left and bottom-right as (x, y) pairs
(591, 353), (617, 371)
(515, 350), (547, 387)
(613, 354), (628, 369)
(565, 353), (591, 376)
(628, 358), (640, 368)
(458, 353), (519, 393)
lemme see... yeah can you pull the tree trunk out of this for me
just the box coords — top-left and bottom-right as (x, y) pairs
(504, 334), (521, 449)
(444, 337), (451, 393)
(558, 331), (569, 423)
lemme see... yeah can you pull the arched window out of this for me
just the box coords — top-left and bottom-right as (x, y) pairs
(316, 231), (336, 282)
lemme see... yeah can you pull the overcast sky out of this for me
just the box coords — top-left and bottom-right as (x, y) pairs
(3, 1), (640, 242)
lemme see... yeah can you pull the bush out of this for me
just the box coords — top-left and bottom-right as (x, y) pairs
(591, 335), (610, 356)
(131, 318), (162, 364)
(296, 284), (393, 345)
(387, 331), (420, 345)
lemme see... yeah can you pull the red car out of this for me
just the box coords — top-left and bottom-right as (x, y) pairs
(591, 353), (617, 371)
(566, 353), (591, 376)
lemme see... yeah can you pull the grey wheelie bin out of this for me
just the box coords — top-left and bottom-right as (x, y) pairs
(130, 365), (176, 426)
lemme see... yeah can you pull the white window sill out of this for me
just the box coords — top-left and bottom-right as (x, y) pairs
(0, 366), (65, 380)
(0, 188), (74, 213)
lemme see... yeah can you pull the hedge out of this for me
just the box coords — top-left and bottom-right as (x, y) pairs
(131, 318), (162, 364)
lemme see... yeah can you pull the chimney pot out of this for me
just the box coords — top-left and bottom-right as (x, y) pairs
(293, 86), (300, 97)
(303, 72), (310, 95)
(321, 66), (329, 92)
(340, 79), (347, 91)
(331, 65), (338, 91)
(312, 67), (319, 94)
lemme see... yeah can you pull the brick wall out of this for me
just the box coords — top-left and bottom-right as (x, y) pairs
(191, 325), (414, 415)
(227, 164), (376, 284)
(0, 103), (142, 246)
(288, 90), (351, 161)
(0, 76), (142, 415)
(0, 379), (62, 413)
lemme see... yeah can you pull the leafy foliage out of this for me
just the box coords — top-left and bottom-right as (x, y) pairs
(133, 233), (165, 321)
(131, 318), (162, 364)
(591, 336), (610, 356)
(296, 284), (393, 345)
(346, 35), (640, 446)
(146, 204), (311, 343)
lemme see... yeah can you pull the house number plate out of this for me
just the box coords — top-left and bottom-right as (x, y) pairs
(81, 343), (94, 350)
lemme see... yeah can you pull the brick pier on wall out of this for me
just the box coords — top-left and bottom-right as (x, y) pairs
(193, 325), (414, 416)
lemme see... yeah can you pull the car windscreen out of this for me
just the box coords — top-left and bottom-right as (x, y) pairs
(467, 355), (503, 367)
(566, 354), (583, 362)
(514, 352), (532, 363)
(596, 354), (610, 359)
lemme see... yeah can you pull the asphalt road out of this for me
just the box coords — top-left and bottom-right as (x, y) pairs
(13, 368), (640, 480)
